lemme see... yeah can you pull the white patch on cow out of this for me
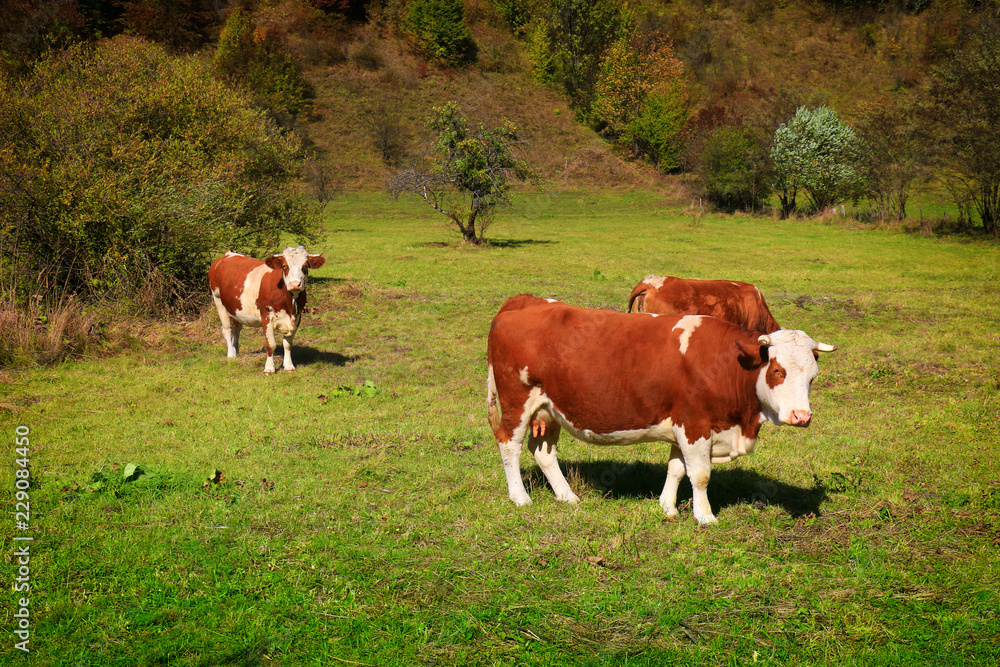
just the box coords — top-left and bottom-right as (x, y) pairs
(224, 251), (244, 258)
(545, 298), (559, 303)
(647, 313), (660, 318)
(708, 425), (756, 464)
(671, 315), (704, 355)
(756, 329), (821, 426)
(232, 264), (270, 326)
(543, 403), (676, 447)
(278, 246), (311, 295)
(643, 274), (666, 288)
(519, 366), (530, 385)
(270, 306), (296, 337)
(211, 286), (221, 298)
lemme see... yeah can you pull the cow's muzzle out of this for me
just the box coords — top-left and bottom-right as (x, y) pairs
(789, 409), (812, 427)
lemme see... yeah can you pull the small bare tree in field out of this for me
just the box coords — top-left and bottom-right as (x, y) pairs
(388, 102), (534, 245)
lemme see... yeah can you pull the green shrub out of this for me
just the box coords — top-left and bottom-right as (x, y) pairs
(926, 25), (1000, 235)
(0, 37), (315, 312)
(493, 0), (540, 35)
(700, 127), (772, 213)
(527, 0), (631, 118)
(594, 34), (689, 172)
(214, 6), (315, 119)
(404, 0), (477, 66)
(625, 90), (688, 173)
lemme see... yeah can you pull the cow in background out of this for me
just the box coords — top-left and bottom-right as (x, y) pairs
(486, 295), (835, 524)
(628, 275), (781, 333)
(208, 246), (325, 374)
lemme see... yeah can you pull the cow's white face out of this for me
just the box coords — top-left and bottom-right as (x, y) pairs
(755, 330), (835, 427)
(266, 246), (325, 297)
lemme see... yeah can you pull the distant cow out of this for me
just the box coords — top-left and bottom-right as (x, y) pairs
(628, 275), (781, 333)
(208, 247), (325, 374)
(486, 295), (834, 524)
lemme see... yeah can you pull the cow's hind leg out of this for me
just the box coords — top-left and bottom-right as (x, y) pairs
(659, 446), (687, 519)
(212, 293), (238, 358)
(528, 412), (580, 504)
(232, 322), (242, 356)
(499, 435), (531, 506)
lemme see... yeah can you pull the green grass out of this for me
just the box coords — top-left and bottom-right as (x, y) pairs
(2, 191), (999, 665)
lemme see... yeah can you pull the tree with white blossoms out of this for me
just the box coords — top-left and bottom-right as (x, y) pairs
(771, 106), (859, 218)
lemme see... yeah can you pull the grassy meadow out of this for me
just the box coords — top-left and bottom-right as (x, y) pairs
(2, 191), (999, 665)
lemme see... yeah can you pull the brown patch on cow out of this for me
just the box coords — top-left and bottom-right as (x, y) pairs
(265, 255), (288, 271)
(765, 358), (787, 389)
(628, 276), (780, 333)
(488, 296), (768, 447)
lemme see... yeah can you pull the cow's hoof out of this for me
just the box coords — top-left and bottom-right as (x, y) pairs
(695, 514), (718, 526)
(510, 494), (532, 506)
(282, 367), (296, 373)
(557, 491), (581, 505)
(264, 369), (276, 375)
(662, 509), (680, 521)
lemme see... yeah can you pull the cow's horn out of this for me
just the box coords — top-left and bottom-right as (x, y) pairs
(815, 342), (836, 352)
(757, 334), (771, 346)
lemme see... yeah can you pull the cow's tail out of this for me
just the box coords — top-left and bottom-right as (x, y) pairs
(486, 361), (501, 437)
(627, 283), (647, 313)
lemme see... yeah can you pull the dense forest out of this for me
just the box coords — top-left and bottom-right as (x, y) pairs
(1, 0), (999, 360)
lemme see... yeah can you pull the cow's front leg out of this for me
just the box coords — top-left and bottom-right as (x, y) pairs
(675, 427), (717, 525)
(282, 302), (302, 372)
(659, 446), (687, 519)
(262, 314), (277, 374)
(528, 418), (579, 504)
(281, 333), (295, 372)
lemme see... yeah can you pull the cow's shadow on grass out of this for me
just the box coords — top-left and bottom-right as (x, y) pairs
(291, 346), (359, 367)
(306, 276), (346, 286)
(525, 460), (828, 518)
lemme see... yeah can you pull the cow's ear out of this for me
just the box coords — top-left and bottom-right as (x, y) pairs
(306, 254), (326, 269)
(265, 255), (286, 270)
(735, 333), (769, 369)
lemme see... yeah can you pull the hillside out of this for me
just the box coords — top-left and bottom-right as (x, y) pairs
(303, 29), (658, 191)
(297, 0), (977, 195)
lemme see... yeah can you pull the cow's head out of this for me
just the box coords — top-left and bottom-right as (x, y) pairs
(265, 246), (326, 296)
(737, 329), (835, 428)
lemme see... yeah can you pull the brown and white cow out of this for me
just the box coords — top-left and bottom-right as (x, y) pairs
(208, 246), (325, 374)
(486, 294), (834, 524)
(628, 275), (781, 333)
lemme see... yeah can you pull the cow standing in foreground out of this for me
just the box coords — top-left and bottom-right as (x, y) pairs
(208, 247), (325, 374)
(628, 275), (781, 333)
(486, 295), (834, 524)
